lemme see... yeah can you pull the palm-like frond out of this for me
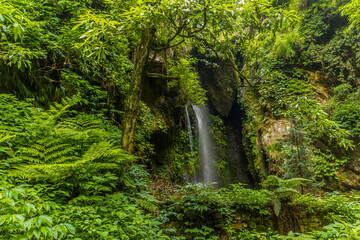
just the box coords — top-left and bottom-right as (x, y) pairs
(2, 94), (136, 187)
(13, 140), (134, 181)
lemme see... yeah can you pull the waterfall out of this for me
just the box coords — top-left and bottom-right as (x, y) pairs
(185, 106), (194, 154)
(192, 104), (218, 184)
(184, 106), (196, 183)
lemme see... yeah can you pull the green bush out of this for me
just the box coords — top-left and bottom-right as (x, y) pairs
(0, 174), (75, 239)
(0, 94), (170, 239)
(332, 87), (360, 137)
(63, 193), (167, 240)
(333, 103), (360, 137)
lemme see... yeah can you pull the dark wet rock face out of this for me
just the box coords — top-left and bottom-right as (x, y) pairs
(196, 56), (239, 117)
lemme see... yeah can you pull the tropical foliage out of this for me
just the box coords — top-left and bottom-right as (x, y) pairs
(2, 0), (360, 239)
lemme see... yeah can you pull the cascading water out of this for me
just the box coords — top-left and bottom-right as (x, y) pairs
(185, 106), (194, 154)
(184, 106), (196, 182)
(192, 104), (218, 184)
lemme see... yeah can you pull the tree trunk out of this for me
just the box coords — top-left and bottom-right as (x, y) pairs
(122, 26), (155, 153)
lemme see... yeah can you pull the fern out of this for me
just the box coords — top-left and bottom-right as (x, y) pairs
(0, 133), (15, 144)
(54, 113), (120, 142)
(33, 94), (82, 129)
(12, 140), (134, 181)
(1, 94), (138, 202)
(17, 138), (75, 164)
(133, 191), (159, 212)
(0, 133), (16, 163)
(261, 175), (311, 216)
(262, 175), (310, 191)
(272, 198), (282, 217)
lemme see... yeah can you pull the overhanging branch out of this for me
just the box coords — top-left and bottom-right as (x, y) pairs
(146, 72), (180, 79)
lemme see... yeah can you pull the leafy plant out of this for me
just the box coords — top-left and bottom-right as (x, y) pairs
(64, 193), (167, 240)
(261, 176), (310, 216)
(321, 220), (360, 240)
(168, 56), (206, 106)
(0, 174), (75, 239)
(184, 225), (219, 240)
(312, 150), (348, 179)
(332, 87), (360, 138)
(224, 183), (272, 215)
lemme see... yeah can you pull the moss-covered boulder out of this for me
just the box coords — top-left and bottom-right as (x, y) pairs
(196, 54), (240, 117)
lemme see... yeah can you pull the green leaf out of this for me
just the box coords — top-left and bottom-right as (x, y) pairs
(39, 215), (53, 226)
(25, 218), (33, 230)
(273, 198), (281, 217)
(63, 223), (76, 235)
(13, 214), (25, 225)
(23, 203), (37, 214)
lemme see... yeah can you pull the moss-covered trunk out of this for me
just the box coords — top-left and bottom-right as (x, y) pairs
(122, 26), (155, 153)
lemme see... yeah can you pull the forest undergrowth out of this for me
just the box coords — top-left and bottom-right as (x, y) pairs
(2, 0), (360, 239)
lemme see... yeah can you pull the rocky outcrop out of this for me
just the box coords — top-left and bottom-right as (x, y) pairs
(339, 145), (360, 189)
(260, 119), (291, 150)
(244, 118), (292, 179)
(221, 103), (252, 185)
(196, 55), (240, 117)
(260, 119), (292, 175)
(304, 70), (332, 104)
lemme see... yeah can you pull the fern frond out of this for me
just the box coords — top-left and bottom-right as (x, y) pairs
(46, 143), (71, 154)
(0, 127), (28, 136)
(79, 141), (114, 163)
(18, 147), (45, 159)
(17, 156), (43, 164)
(33, 94), (81, 127)
(83, 129), (109, 137)
(273, 198), (282, 217)
(49, 156), (79, 164)
(9, 167), (42, 180)
(133, 191), (159, 212)
(29, 163), (77, 171)
(53, 124), (109, 142)
(283, 178), (311, 188)
(0, 133), (15, 143)
(14, 161), (117, 180)
(82, 163), (118, 169)
(274, 187), (299, 198)
(42, 138), (65, 147)
(28, 143), (46, 152)
(14, 163), (77, 179)
(45, 149), (74, 163)
(56, 121), (78, 130)
(134, 198), (158, 212)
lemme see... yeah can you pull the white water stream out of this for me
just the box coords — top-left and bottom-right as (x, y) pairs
(192, 104), (218, 183)
(185, 106), (194, 154)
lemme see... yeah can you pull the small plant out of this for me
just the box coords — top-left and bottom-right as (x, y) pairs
(261, 176), (310, 216)
(312, 150), (348, 180)
(184, 225), (219, 240)
(332, 87), (360, 138)
(0, 175), (75, 239)
(224, 183), (272, 215)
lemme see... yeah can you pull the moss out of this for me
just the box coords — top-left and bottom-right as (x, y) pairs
(196, 52), (240, 117)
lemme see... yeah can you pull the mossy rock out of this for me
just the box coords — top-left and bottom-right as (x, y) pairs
(196, 53), (240, 117)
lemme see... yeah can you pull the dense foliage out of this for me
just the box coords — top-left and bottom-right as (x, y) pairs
(2, 0), (360, 239)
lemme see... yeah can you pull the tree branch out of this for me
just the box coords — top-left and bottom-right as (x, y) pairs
(146, 72), (179, 79)
(193, 35), (276, 106)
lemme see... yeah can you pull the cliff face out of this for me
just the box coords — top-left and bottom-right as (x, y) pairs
(195, 54), (254, 185)
(144, 52), (253, 185)
(242, 67), (360, 189)
(236, 1), (360, 189)
(196, 55), (239, 118)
